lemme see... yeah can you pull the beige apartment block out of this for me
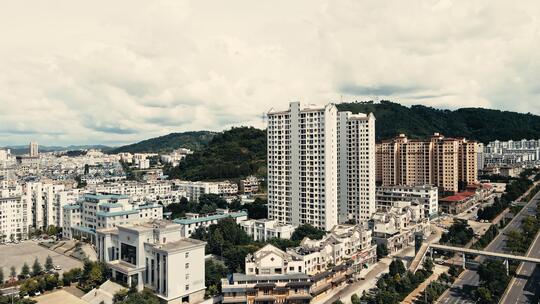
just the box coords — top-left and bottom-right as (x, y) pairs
(376, 133), (478, 193)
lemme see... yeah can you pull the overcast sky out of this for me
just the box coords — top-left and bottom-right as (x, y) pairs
(1, 1), (540, 146)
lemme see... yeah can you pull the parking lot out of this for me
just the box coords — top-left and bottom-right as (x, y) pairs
(0, 241), (83, 275)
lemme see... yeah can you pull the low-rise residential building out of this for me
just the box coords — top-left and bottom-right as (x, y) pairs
(173, 181), (220, 202)
(371, 202), (430, 253)
(96, 220), (206, 304)
(222, 224), (376, 303)
(438, 191), (478, 215)
(376, 185), (438, 218)
(62, 193), (163, 242)
(221, 273), (312, 304)
(217, 181), (239, 195)
(239, 176), (259, 194)
(173, 209), (248, 238)
(240, 219), (296, 241)
(160, 148), (193, 167)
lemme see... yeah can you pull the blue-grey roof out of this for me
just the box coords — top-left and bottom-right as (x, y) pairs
(173, 211), (247, 225)
(72, 226), (96, 234)
(100, 203), (123, 208)
(63, 204), (81, 210)
(96, 210), (138, 217)
(84, 194), (129, 200)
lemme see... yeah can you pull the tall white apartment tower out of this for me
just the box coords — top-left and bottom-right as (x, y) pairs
(338, 112), (376, 223)
(29, 141), (39, 157)
(267, 102), (338, 231)
(267, 102), (376, 230)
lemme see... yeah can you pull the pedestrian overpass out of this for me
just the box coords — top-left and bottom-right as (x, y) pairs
(408, 243), (540, 273)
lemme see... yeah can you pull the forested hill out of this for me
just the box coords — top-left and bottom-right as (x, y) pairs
(165, 127), (266, 181)
(336, 101), (540, 143)
(109, 131), (216, 153)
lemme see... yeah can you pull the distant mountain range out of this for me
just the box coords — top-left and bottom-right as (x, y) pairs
(2, 145), (113, 155)
(336, 100), (540, 143)
(108, 131), (217, 154)
(4, 101), (540, 182)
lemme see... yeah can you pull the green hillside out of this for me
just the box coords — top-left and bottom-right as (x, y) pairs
(109, 131), (216, 153)
(166, 127), (266, 180)
(336, 101), (540, 143)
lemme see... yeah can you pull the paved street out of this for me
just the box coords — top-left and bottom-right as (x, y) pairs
(500, 195), (540, 303)
(437, 189), (540, 304)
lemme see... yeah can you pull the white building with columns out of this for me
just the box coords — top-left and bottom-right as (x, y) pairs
(96, 220), (206, 304)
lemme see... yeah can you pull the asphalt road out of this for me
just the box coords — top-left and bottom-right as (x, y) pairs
(500, 195), (540, 304)
(438, 190), (540, 304)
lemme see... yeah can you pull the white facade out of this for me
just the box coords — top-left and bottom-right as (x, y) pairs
(173, 209), (247, 238)
(239, 176), (259, 194)
(240, 218), (296, 241)
(173, 181), (220, 202)
(29, 142), (39, 157)
(376, 185), (438, 218)
(245, 224), (376, 276)
(24, 181), (80, 230)
(62, 193), (163, 241)
(371, 201), (431, 253)
(338, 111), (376, 222)
(484, 139), (540, 167)
(90, 181), (184, 206)
(96, 220), (206, 304)
(267, 102), (376, 230)
(0, 196), (30, 242)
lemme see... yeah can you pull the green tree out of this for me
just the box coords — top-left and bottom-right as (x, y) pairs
(376, 243), (389, 260)
(389, 259), (406, 276)
(291, 224), (326, 241)
(116, 289), (160, 304)
(21, 263), (30, 278)
(10, 266), (16, 279)
(113, 289), (129, 303)
(478, 259), (509, 300)
(31, 258), (43, 276)
(205, 260), (228, 297)
(476, 287), (493, 304)
(45, 256), (54, 272)
(423, 258), (434, 273)
(0, 268), (4, 285)
(351, 293), (361, 304)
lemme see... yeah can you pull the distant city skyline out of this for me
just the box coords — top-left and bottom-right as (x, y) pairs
(2, 1), (540, 146)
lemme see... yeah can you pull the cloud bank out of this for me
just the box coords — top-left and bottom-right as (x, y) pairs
(1, 0), (539, 145)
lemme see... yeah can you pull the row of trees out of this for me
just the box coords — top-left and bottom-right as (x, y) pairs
(478, 170), (540, 221)
(165, 194), (269, 221)
(360, 259), (434, 304)
(475, 260), (510, 303)
(0, 256), (57, 285)
(471, 225), (499, 250)
(505, 203), (540, 254)
(415, 265), (462, 303)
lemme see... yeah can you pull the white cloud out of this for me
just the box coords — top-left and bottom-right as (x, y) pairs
(1, 0), (539, 146)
